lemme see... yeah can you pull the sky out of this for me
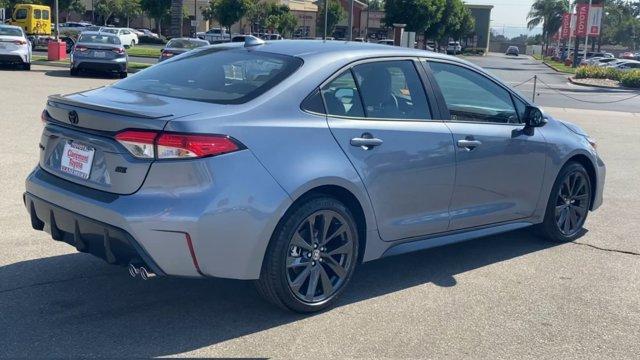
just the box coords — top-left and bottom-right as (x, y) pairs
(464, 0), (542, 38)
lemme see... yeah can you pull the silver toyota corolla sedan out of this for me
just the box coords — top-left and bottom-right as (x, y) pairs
(25, 39), (605, 313)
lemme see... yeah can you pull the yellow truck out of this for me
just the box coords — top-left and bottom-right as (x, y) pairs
(8, 3), (58, 50)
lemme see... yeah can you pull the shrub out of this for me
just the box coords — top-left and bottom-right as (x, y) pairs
(575, 65), (623, 81)
(620, 70), (640, 88)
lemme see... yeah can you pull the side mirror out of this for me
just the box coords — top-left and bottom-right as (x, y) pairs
(524, 105), (546, 128)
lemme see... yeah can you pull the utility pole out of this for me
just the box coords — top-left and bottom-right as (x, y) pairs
(54, 0), (59, 40)
(324, 0), (329, 39)
(348, 0), (354, 40)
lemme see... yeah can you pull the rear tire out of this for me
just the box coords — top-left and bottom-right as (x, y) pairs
(23, 63), (31, 71)
(535, 162), (591, 242)
(70, 68), (79, 76)
(256, 196), (359, 313)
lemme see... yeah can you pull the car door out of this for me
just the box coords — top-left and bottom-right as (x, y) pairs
(323, 59), (456, 241)
(424, 59), (547, 231)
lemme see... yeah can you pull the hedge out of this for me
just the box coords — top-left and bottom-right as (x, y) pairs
(620, 70), (640, 88)
(575, 66), (621, 81)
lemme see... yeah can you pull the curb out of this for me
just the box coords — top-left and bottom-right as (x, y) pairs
(540, 60), (574, 75)
(568, 76), (639, 91)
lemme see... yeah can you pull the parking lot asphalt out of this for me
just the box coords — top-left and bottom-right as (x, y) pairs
(0, 65), (638, 358)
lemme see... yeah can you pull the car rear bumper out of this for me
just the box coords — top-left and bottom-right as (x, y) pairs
(0, 51), (29, 64)
(24, 149), (292, 279)
(72, 58), (127, 72)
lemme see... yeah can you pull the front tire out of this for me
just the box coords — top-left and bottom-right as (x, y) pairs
(536, 162), (591, 242)
(256, 196), (359, 313)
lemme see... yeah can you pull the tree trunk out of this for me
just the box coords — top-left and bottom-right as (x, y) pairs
(170, 0), (184, 38)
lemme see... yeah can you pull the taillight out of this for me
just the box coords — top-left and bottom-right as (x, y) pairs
(112, 47), (125, 54)
(115, 130), (157, 159)
(156, 133), (240, 159)
(14, 39), (27, 45)
(115, 130), (242, 160)
(75, 46), (88, 52)
(161, 51), (173, 58)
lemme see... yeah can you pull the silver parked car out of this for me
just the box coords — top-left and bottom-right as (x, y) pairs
(0, 24), (31, 70)
(25, 39), (605, 313)
(70, 31), (128, 78)
(159, 37), (209, 62)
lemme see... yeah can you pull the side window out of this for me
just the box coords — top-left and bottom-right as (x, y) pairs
(301, 88), (325, 114)
(513, 95), (527, 122)
(352, 60), (431, 120)
(15, 9), (28, 20)
(42, 10), (50, 20)
(429, 61), (520, 124)
(320, 70), (365, 118)
(34, 9), (41, 19)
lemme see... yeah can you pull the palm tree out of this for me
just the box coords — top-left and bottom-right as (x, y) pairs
(170, 0), (184, 38)
(527, 0), (569, 54)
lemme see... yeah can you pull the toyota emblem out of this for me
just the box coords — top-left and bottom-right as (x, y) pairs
(68, 110), (79, 125)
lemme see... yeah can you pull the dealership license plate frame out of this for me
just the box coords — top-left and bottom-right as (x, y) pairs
(60, 141), (95, 180)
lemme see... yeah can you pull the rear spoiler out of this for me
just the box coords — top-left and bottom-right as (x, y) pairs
(48, 94), (173, 119)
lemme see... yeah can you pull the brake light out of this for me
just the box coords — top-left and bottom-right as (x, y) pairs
(112, 47), (125, 54)
(14, 39), (27, 45)
(115, 130), (156, 158)
(161, 51), (174, 58)
(115, 130), (242, 159)
(75, 46), (88, 52)
(156, 133), (240, 159)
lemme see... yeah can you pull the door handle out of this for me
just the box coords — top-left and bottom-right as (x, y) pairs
(457, 139), (482, 150)
(350, 133), (383, 150)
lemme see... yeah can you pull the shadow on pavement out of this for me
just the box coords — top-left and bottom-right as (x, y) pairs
(0, 229), (559, 357)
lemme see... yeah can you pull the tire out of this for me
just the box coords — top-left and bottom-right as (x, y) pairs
(119, 71), (128, 79)
(70, 67), (79, 76)
(256, 196), (359, 313)
(535, 162), (592, 242)
(23, 63), (31, 71)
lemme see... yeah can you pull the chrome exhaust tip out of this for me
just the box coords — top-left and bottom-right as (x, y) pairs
(139, 266), (156, 280)
(128, 263), (139, 278)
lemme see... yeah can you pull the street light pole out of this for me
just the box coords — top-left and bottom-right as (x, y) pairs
(54, 0), (59, 40)
(348, 0), (354, 41)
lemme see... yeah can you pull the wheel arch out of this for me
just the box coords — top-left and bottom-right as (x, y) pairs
(564, 153), (598, 210)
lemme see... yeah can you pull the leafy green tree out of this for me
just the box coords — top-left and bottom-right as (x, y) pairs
(120, 0), (141, 27)
(202, 0), (250, 37)
(425, 0), (464, 46)
(321, 0), (345, 37)
(368, 0), (384, 11)
(247, 1), (290, 33)
(384, 0), (445, 33)
(95, 0), (123, 25)
(527, 0), (569, 53)
(140, 0), (171, 34)
(266, 11), (297, 37)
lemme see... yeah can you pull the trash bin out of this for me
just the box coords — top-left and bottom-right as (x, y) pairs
(47, 40), (67, 61)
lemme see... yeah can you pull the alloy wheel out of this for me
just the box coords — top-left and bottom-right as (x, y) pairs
(555, 171), (590, 236)
(286, 210), (355, 303)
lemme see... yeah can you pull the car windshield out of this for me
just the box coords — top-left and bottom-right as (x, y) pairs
(114, 48), (303, 104)
(0, 27), (23, 36)
(166, 39), (208, 49)
(78, 34), (120, 45)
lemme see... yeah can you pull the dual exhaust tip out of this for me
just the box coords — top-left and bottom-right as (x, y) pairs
(128, 263), (156, 280)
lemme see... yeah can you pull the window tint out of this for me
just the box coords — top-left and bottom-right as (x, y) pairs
(352, 60), (430, 120)
(78, 34), (120, 45)
(115, 49), (303, 104)
(429, 62), (519, 124)
(34, 9), (41, 19)
(0, 27), (23, 36)
(15, 9), (28, 20)
(301, 88), (325, 114)
(42, 10), (50, 19)
(513, 95), (527, 122)
(320, 70), (365, 117)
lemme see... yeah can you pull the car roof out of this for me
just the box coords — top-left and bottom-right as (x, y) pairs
(0, 24), (22, 30)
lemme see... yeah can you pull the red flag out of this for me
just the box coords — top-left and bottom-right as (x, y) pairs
(576, 4), (589, 37)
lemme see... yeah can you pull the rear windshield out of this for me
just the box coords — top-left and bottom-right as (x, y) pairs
(114, 48), (303, 104)
(78, 33), (120, 45)
(166, 38), (208, 49)
(0, 27), (23, 36)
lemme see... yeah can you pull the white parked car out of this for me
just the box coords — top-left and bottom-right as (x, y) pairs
(0, 24), (31, 70)
(100, 27), (138, 47)
(585, 57), (619, 67)
(607, 59), (640, 71)
(446, 41), (462, 54)
(199, 28), (229, 43)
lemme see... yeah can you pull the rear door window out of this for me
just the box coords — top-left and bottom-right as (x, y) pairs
(320, 70), (365, 118)
(352, 60), (431, 120)
(114, 49), (303, 104)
